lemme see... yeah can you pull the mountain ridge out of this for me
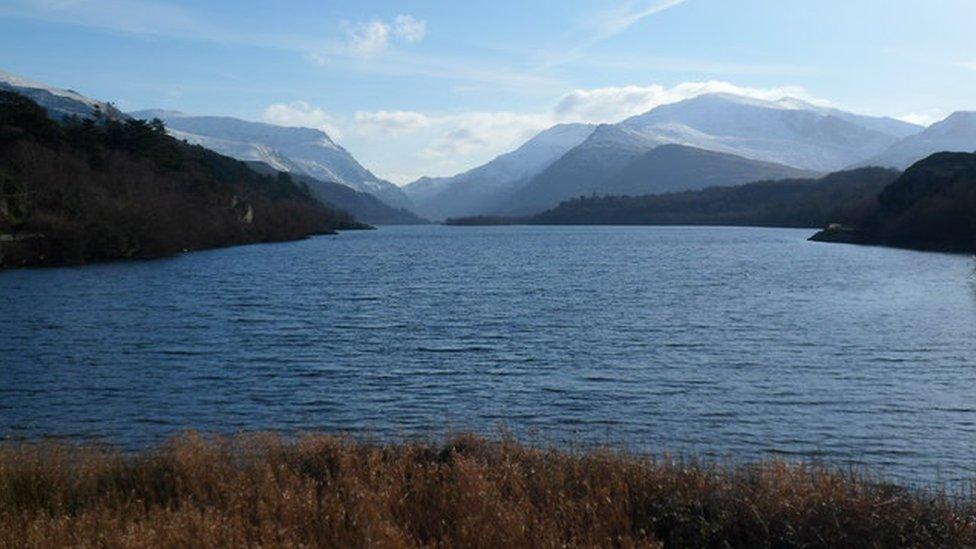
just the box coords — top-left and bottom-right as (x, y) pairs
(129, 110), (416, 212)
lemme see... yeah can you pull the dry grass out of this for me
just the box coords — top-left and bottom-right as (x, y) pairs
(1, 433), (974, 548)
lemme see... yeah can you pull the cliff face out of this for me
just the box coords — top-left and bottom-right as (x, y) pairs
(0, 91), (366, 269)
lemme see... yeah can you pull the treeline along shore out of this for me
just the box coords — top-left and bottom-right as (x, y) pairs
(2, 433), (974, 547)
(0, 91), (369, 269)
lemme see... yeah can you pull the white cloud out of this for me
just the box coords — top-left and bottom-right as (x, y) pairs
(342, 19), (392, 58)
(959, 61), (976, 72)
(896, 109), (945, 127)
(394, 15), (427, 43)
(553, 81), (826, 124)
(420, 112), (552, 159)
(335, 14), (427, 59)
(355, 110), (433, 135)
(262, 101), (343, 138)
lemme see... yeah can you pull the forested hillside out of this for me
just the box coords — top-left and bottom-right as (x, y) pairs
(0, 91), (366, 268)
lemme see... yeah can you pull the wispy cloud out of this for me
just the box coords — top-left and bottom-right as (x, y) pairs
(4, 1), (554, 92)
(958, 61), (976, 72)
(3, 0), (218, 39)
(537, 0), (691, 69)
(586, 0), (690, 42)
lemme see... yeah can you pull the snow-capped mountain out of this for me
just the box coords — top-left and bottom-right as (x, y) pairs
(403, 123), (595, 220)
(618, 93), (922, 172)
(418, 93), (924, 217)
(496, 127), (813, 215)
(0, 69), (125, 120)
(859, 112), (976, 169)
(130, 110), (414, 211)
(495, 124), (663, 215)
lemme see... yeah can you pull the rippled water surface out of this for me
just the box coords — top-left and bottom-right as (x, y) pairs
(4, 226), (976, 482)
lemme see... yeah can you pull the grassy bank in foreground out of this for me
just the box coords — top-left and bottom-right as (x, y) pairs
(2, 434), (974, 548)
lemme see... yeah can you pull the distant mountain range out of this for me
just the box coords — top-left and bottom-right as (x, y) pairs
(7, 68), (976, 231)
(403, 123), (595, 220)
(129, 110), (415, 213)
(497, 135), (817, 215)
(409, 93), (934, 219)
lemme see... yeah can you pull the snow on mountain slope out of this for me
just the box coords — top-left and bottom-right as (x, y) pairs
(859, 112), (976, 169)
(403, 123), (595, 220)
(0, 69), (125, 120)
(618, 93), (919, 172)
(130, 110), (414, 211)
(495, 124), (663, 215)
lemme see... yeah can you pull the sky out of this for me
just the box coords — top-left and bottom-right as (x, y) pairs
(0, 0), (974, 184)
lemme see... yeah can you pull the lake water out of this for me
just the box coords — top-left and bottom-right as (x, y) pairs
(3, 226), (976, 484)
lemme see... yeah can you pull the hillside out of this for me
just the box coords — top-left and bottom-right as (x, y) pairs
(0, 91), (365, 269)
(525, 168), (897, 227)
(600, 144), (817, 196)
(130, 110), (415, 212)
(246, 162), (427, 225)
(496, 124), (657, 215)
(813, 152), (976, 252)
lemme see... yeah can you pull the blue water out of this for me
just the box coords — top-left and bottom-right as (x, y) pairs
(3, 225), (976, 483)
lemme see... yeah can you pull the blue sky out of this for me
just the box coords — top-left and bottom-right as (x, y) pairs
(1, 0), (974, 183)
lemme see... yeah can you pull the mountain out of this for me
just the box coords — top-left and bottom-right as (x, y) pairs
(813, 152), (976, 253)
(245, 161), (426, 225)
(0, 91), (365, 269)
(600, 144), (816, 196)
(496, 124), (659, 215)
(618, 93), (920, 172)
(496, 129), (814, 215)
(488, 93), (920, 216)
(858, 112), (976, 169)
(0, 69), (125, 121)
(403, 123), (595, 220)
(129, 110), (415, 212)
(525, 168), (898, 228)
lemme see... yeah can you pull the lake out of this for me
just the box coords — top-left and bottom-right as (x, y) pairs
(3, 225), (976, 484)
